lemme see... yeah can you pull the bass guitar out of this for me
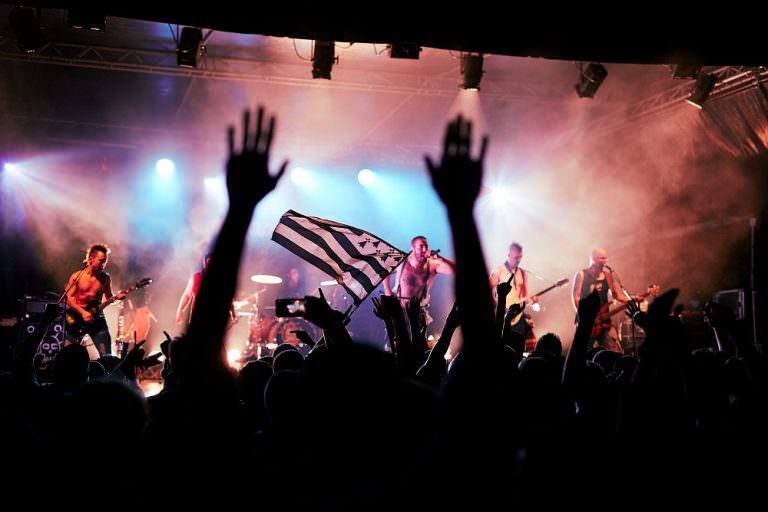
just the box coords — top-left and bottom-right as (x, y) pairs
(590, 284), (660, 338)
(65, 277), (152, 337)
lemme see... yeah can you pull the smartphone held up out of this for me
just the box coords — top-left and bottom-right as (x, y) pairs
(275, 298), (307, 317)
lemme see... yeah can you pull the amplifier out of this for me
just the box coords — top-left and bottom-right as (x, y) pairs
(713, 288), (745, 321)
(18, 299), (60, 317)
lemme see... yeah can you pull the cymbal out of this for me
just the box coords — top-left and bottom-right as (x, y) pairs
(250, 274), (282, 284)
(320, 279), (340, 286)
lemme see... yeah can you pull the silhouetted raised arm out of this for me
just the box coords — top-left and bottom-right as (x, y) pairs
(187, 106), (287, 379)
(416, 301), (460, 386)
(303, 291), (352, 348)
(425, 115), (496, 350)
(562, 290), (601, 391)
(495, 274), (513, 337)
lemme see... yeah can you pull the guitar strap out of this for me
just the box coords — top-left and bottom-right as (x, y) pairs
(503, 261), (527, 300)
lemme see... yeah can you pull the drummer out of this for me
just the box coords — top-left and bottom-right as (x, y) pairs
(278, 267), (307, 299)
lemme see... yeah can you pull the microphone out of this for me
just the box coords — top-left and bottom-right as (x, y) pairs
(604, 264), (613, 271)
(429, 249), (441, 257)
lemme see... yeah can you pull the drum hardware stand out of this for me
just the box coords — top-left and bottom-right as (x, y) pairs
(114, 301), (130, 358)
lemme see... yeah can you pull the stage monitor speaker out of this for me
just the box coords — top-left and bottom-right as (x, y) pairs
(713, 288), (745, 321)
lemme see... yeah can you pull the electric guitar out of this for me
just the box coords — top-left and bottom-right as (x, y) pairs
(590, 284), (661, 338)
(507, 278), (570, 325)
(65, 278), (152, 337)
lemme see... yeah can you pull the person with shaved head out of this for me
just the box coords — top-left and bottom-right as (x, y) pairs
(572, 248), (629, 353)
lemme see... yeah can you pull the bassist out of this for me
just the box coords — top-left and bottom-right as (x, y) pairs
(65, 243), (125, 356)
(572, 248), (628, 354)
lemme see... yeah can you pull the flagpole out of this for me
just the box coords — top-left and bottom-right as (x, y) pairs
(342, 304), (356, 326)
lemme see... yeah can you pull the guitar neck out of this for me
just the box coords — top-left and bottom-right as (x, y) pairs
(602, 292), (651, 319)
(96, 296), (118, 313)
(527, 279), (568, 300)
(605, 302), (631, 317)
(96, 286), (134, 313)
(533, 283), (558, 297)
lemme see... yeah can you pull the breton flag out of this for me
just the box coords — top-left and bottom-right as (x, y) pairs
(271, 210), (406, 306)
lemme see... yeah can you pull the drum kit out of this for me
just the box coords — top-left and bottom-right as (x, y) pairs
(233, 274), (319, 359)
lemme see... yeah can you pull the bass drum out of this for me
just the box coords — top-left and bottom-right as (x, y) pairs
(267, 318), (317, 354)
(249, 316), (277, 344)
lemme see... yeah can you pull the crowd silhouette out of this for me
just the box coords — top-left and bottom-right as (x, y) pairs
(2, 106), (766, 508)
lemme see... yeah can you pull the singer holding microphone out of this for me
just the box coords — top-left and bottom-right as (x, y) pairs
(572, 248), (629, 353)
(383, 235), (456, 330)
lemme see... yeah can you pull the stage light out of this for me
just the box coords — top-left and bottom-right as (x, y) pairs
(8, 6), (44, 53)
(388, 43), (421, 59)
(686, 73), (716, 109)
(155, 158), (175, 177)
(290, 167), (313, 187)
(312, 40), (335, 79)
(66, 10), (106, 31)
(3, 162), (16, 173)
(357, 169), (375, 186)
(490, 187), (507, 206)
(177, 27), (203, 68)
(461, 53), (484, 90)
(574, 62), (608, 98)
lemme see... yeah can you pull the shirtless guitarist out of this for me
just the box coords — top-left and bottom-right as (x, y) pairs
(64, 243), (126, 357)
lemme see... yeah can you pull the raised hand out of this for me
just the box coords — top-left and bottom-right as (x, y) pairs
(703, 300), (737, 332)
(138, 351), (164, 369)
(504, 302), (525, 323)
(425, 115), (488, 213)
(406, 296), (422, 321)
(226, 106), (288, 213)
(626, 299), (647, 330)
(496, 274), (513, 303)
(371, 296), (390, 322)
(290, 330), (316, 348)
(160, 330), (172, 356)
(445, 301), (461, 330)
(379, 294), (404, 318)
(303, 290), (344, 330)
(577, 289), (601, 329)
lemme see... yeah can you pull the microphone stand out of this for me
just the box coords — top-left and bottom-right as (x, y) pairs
(58, 263), (87, 304)
(607, 266), (636, 356)
(57, 262), (88, 345)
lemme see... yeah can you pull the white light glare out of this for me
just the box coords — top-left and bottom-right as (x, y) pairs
(155, 158), (176, 177)
(357, 168), (375, 186)
(290, 167), (313, 187)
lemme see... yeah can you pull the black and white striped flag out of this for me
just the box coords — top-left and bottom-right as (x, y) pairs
(271, 210), (406, 305)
